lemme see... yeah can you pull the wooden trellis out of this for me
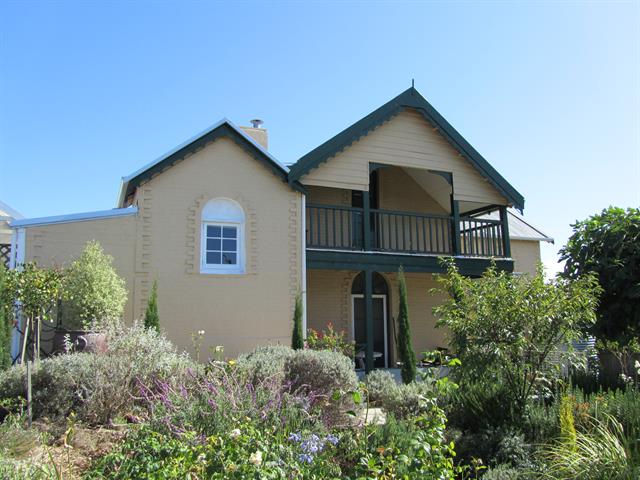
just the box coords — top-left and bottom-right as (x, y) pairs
(0, 244), (10, 268)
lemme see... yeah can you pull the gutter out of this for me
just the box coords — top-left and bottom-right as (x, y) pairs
(10, 207), (138, 229)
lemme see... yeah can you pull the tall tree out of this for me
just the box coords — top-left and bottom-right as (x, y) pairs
(560, 207), (640, 345)
(397, 267), (416, 384)
(0, 265), (11, 369)
(291, 292), (304, 350)
(144, 280), (160, 332)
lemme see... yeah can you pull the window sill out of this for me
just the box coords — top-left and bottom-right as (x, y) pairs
(199, 268), (246, 276)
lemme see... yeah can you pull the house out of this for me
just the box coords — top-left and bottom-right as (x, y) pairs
(9, 87), (552, 370)
(0, 201), (23, 268)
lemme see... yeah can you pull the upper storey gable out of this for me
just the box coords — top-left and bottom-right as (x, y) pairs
(289, 87), (524, 210)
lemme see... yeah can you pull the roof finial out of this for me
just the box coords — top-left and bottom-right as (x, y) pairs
(411, 78), (415, 88)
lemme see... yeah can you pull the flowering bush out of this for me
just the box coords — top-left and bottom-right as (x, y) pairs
(88, 422), (343, 479)
(306, 323), (355, 358)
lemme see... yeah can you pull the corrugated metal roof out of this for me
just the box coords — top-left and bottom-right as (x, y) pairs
(481, 209), (554, 243)
(0, 200), (23, 220)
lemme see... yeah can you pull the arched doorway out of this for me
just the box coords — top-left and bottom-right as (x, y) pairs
(351, 272), (389, 369)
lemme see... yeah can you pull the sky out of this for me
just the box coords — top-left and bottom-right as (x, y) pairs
(1, 0), (639, 275)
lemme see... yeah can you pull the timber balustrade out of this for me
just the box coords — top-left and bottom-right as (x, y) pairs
(306, 204), (508, 258)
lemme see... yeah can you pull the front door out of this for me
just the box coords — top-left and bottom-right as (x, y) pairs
(352, 294), (388, 368)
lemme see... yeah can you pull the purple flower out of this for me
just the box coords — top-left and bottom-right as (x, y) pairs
(298, 453), (313, 464)
(288, 432), (301, 442)
(325, 434), (339, 446)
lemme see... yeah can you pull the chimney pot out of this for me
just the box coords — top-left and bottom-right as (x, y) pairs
(250, 118), (264, 129)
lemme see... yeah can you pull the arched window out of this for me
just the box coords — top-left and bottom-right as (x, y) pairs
(200, 198), (245, 274)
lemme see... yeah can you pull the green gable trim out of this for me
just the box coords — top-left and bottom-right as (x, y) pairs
(289, 87), (525, 211)
(123, 122), (304, 202)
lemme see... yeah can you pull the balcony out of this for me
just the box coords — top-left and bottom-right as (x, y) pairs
(305, 203), (509, 258)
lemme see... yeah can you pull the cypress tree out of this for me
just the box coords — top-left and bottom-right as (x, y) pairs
(144, 280), (160, 332)
(397, 267), (416, 384)
(291, 292), (304, 350)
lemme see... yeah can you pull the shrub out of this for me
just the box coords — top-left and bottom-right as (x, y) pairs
(434, 260), (601, 422)
(306, 323), (354, 358)
(352, 410), (462, 478)
(143, 280), (159, 331)
(483, 464), (524, 480)
(559, 394), (577, 448)
(284, 349), (359, 425)
(62, 240), (127, 330)
(447, 378), (519, 432)
(0, 322), (192, 424)
(364, 369), (396, 404)
(291, 292), (304, 350)
(365, 369), (444, 419)
(236, 344), (295, 385)
(523, 398), (560, 443)
(396, 267), (416, 384)
(452, 425), (533, 469)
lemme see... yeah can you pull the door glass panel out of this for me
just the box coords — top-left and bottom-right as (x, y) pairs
(353, 297), (387, 368)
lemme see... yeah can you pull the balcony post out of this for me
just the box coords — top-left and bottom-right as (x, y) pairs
(451, 198), (461, 256)
(363, 191), (371, 251)
(364, 268), (374, 373)
(499, 206), (511, 258)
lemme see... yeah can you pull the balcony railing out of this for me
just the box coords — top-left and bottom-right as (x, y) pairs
(306, 203), (508, 258)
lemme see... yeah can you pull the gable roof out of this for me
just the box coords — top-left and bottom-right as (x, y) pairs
(289, 87), (525, 211)
(117, 118), (301, 207)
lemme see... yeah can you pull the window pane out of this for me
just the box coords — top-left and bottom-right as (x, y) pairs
(206, 252), (221, 264)
(207, 225), (221, 237)
(222, 239), (237, 251)
(222, 252), (237, 264)
(222, 226), (237, 239)
(206, 238), (221, 251)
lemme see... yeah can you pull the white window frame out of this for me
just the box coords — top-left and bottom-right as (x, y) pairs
(199, 198), (246, 275)
(201, 221), (244, 274)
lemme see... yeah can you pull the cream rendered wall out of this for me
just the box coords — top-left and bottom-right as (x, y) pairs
(134, 136), (302, 358)
(22, 216), (138, 322)
(301, 109), (507, 205)
(306, 269), (354, 335)
(510, 239), (542, 276)
(378, 167), (447, 214)
(306, 269), (448, 365)
(306, 186), (351, 206)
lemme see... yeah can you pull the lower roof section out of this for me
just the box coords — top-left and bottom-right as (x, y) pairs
(10, 207), (138, 229)
(306, 249), (513, 276)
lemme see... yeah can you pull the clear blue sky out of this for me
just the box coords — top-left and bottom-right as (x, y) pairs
(1, 1), (638, 274)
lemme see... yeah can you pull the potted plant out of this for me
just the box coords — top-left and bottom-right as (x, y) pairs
(53, 240), (127, 354)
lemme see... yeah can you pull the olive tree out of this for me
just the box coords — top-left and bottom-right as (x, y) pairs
(433, 260), (601, 417)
